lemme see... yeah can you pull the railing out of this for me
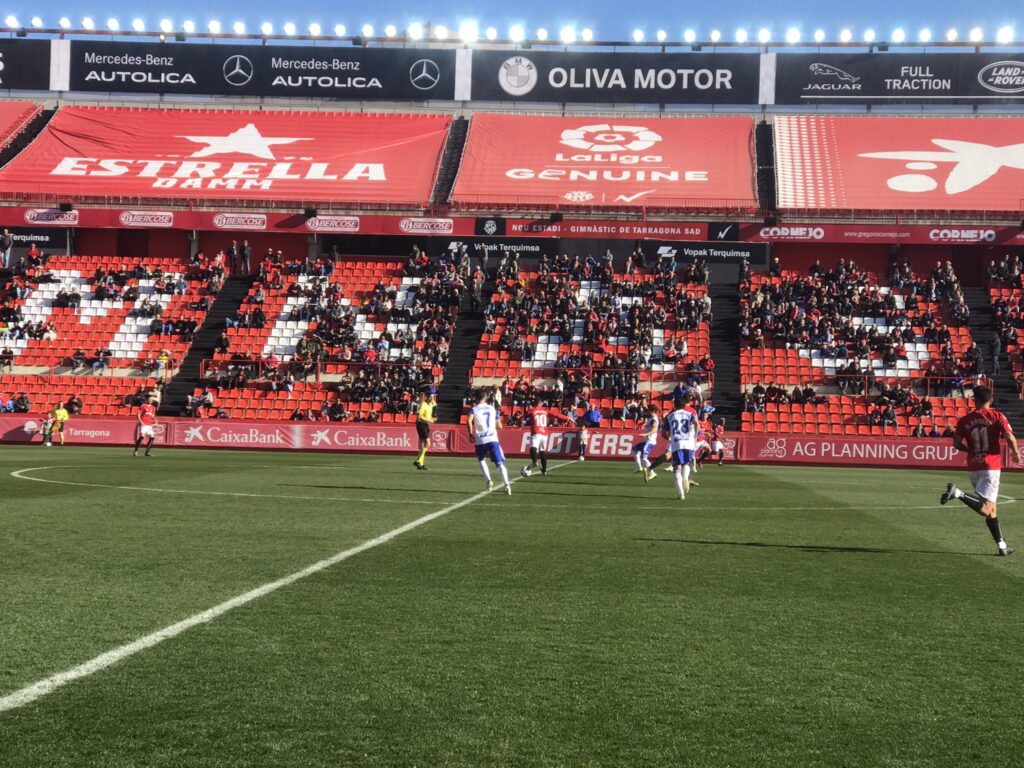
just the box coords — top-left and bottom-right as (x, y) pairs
(469, 366), (715, 403)
(744, 374), (992, 400)
(450, 194), (760, 215)
(0, 360), (172, 383)
(199, 358), (443, 387)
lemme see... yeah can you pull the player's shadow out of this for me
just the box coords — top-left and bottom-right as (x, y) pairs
(635, 537), (988, 557)
(277, 483), (463, 496)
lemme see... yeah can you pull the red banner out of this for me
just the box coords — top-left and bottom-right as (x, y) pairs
(741, 222), (1024, 245)
(776, 115), (1024, 213)
(737, 433), (982, 469)
(0, 101), (39, 147)
(452, 114), (757, 211)
(0, 414), (169, 446)
(0, 414), (1000, 472)
(0, 107), (451, 206)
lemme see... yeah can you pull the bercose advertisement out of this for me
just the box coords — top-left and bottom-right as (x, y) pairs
(68, 41), (457, 100)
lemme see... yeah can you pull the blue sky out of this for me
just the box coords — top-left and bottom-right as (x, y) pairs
(5, 0), (1021, 42)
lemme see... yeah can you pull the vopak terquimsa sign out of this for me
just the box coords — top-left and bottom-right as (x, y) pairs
(470, 50), (760, 104)
(68, 41), (457, 100)
(773, 53), (1024, 104)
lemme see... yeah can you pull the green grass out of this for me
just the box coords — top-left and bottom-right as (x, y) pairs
(0, 446), (1022, 767)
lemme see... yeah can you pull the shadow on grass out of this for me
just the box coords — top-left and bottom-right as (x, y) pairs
(276, 483), (467, 495)
(634, 537), (989, 557)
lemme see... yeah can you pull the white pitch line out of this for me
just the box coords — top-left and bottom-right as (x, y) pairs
(9, 466), (447, 506)
(0, 460), (574, 714)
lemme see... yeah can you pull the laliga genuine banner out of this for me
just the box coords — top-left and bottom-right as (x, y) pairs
(68, 41), (457, 100)
(773, 53), (1024, 105)
(470, 50), (760, 104)
(774, 115), (1024, 213)
(451, 114), (757, 210)
(0, 107), (450, 205)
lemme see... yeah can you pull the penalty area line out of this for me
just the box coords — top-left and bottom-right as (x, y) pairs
(0, 460), (574, 714)
(8, 466), (447, 506)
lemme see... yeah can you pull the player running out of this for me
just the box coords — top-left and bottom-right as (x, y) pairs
(576, 421), (588, 461)
(467, 391), (512, 495)
(134, 397), (159, 457)
(47, 403), (69, 446)
(525, 399), (564, 476)
(693, 419), (712, 471)
(712, 419), (727, 465)
(663, 395), (698, 501)
(413, 387), (437, 471)
(631, 406), (660, 482)
(940, 385), (1018, 556)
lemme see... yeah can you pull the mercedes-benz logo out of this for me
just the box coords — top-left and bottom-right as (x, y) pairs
(409, 59), (441, 91)
(223, 55), (254, 87)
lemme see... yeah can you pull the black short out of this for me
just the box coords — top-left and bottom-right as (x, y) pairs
(416, 421), (430, 441)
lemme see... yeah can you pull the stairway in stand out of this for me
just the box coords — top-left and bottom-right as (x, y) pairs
(962, 285), (1024, 432)
(706, 263), (742, 423)
(435, 277), (492, 423)
(159, 274), (254, 416)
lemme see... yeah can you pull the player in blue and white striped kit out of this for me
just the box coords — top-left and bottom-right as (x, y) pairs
(467, 390), (512, 495)
(662, 396), (698, 501)
(631, 406), (660, 483)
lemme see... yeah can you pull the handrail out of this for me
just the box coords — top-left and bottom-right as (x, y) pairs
(742, 374), (992, 400)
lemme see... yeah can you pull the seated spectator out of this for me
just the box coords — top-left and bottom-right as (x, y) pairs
(13, 391), (30, 413)
(65, 394), (83, 415)
(91, 348), (112, 374)
(582, 403), (602, 428)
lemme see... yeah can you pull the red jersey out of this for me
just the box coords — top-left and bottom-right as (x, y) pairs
(139, 404), (157, 426)
(529, 406), (562, 437)
(713, 424), (725, 441)
(955, 408), (1011, 471)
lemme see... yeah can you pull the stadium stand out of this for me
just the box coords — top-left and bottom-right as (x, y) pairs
(466, 252), (714, 428)
(0, 101), (43, 152)
(0, 251), (213, 415)
(196, 252), (461, 421)
(989, 252), (1024, 390)
(739, 257), (982, 435)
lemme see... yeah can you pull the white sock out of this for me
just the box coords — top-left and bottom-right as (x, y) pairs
(634, 452), (644, 470)
(643, 457), (652, 469)
(674, 469), (685, 497)
(999, 540), (1008, 550)
(682, 464), (691, 488)
(953, 487), (964, 499)
(498, 464), (510, 487)
(479, 461), (492, 483)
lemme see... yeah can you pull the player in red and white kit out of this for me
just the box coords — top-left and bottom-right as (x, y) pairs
(134, 397), (159, 457)
(525, 400), (565, 476)
(941, 385), (1019, 555)
(712, 420), (727, 466)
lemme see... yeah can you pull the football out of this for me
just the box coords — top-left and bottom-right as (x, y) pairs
(520, 466), (532, 477)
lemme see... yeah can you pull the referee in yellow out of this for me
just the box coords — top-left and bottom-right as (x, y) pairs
(413, 387), (437, 470)
(49, 402), (70, 446)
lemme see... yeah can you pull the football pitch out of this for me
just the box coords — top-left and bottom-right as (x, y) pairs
(1, 446), (1022, 767)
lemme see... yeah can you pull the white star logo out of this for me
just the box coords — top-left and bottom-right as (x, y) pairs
(860, 139), (1024, 194)
(177, 123), (310, 160)
(184, 426), (205, 443)
(311, 429), (331, 447)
